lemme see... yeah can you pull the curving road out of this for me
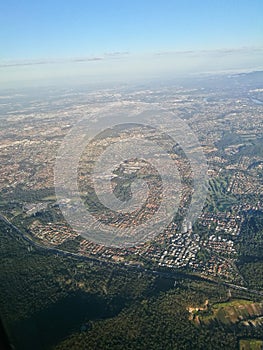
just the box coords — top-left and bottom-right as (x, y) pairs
(1, 213), (263, 298)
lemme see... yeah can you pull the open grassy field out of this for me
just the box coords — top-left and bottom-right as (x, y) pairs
(239, 339), (263, 350)
(206, 176), (238, 212)
(197, 299), (263, 325)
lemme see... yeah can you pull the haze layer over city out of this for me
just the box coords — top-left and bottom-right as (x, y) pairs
(0, 1), (263, 350)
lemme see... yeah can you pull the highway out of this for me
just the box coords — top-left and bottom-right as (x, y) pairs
(1, 213), (263, 298)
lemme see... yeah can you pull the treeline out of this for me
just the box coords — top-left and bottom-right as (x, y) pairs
(1, 185), (55, 202)
(54, 290), (238, 350)
(237, 211), (263, 260)
(237, 210), (263, 289)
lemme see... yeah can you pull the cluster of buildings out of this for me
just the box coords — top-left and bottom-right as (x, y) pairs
(158, 231), (200, 268)
(29, 221), (79, 246)
(0, 80), (262, 284)
(199, 212), (243, 235)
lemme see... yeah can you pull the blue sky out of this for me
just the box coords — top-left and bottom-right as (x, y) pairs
(1, 0), (263, 86)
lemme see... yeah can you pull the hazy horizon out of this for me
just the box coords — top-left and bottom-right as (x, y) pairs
(1, 0), (263, 88)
